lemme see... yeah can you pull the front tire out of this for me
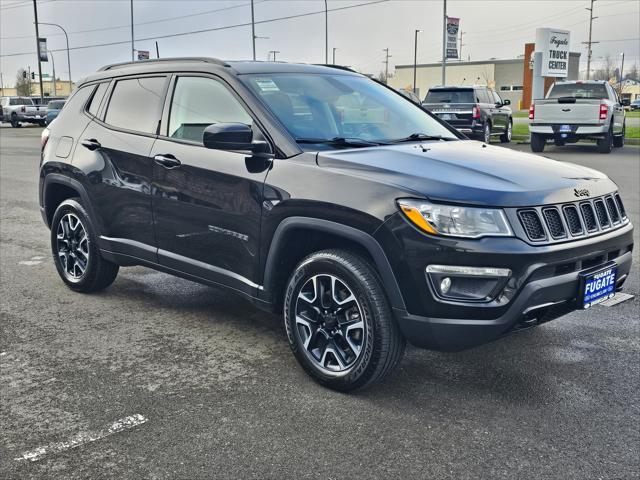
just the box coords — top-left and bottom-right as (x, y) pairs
(10, 113), (20, 128)
(530, 132), (546, 152)
(50, 198), (119, 292)
(284, 249), (405, 392)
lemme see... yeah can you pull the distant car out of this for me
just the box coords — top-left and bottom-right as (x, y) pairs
(630, 99), (640, 111)
(45, 100), (66, 125)
(396, 88), (421, 104)
(422, 85), (512, 143)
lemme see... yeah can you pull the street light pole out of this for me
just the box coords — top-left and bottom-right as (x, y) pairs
(130, 0), (135, 61)
(38, 22), (72, 95)
(619, 52), (625, 82)
(251, 0), (256, 60)
(332, 47), (337, 64)
(32, 0), (44, 104)
(325, 0), (329, 64)
(441, 0), (447, 85)
(413, 29), (421, 94)
(48, 49), (56, 96)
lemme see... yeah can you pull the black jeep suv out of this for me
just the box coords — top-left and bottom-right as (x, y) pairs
(422, 85), (513, 144)
(40, 58), (633, 391)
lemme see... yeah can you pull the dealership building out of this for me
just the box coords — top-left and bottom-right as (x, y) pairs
(389, 50), (581, 109)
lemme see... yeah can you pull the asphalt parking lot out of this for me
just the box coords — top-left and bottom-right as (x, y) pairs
(1, 125), (638, 480)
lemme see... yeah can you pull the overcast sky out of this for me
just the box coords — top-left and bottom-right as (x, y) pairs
(1, 0), (638, 86)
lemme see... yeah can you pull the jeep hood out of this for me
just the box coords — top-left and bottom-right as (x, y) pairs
(316, 140), (616, 207)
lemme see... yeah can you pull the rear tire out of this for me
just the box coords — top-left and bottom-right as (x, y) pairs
(500, 119), (512, 143)
(50, 198), (119, 293)
(10, 113), (20, 128)
(597, 126), (613, 154)
(284, 249), (405, 392)
(613, 124), (625, 148)
(530, 133), (546, 152)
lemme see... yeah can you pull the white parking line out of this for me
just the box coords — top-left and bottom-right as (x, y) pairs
(15, 414), (148, 462)
(18, 256), (46, 266)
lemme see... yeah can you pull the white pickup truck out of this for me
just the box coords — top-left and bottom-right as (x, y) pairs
(0, 96), (47, 127)
(528, 80), (625, 154)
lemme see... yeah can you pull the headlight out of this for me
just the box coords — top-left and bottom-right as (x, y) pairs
(397, 199), (513, 238)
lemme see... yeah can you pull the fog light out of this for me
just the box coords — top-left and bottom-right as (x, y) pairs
(440, 277), (452, 294)
(426, 265), (512, 302)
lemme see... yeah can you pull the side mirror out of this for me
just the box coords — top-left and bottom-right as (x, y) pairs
(203, 123), (257, 151)
(503, 99), (511, 105)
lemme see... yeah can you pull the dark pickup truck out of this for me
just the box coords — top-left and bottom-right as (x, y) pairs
(39, 58), (633, 391)
(422, 85), (513, 144)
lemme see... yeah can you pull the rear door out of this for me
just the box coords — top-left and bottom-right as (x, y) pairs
(150, 74), (270, 294)
(72, 75), (169, 262)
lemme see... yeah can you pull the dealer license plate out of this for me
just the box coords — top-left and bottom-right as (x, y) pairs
(559, 124), (572, 133)
(439, 113), (455, 120)
(581, 265), (617, 309)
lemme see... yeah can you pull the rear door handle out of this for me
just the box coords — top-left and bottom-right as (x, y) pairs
(81, 138), (101, 151)
(154, 154), (181, 169)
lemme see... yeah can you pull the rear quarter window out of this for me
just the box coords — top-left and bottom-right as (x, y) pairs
(51, 85), (96, 126)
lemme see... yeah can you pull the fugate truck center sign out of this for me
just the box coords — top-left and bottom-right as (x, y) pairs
(535, 28), (571, 78)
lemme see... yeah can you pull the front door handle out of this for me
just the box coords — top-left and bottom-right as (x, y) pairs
(154, 154), (181, 169)
(81, 138), (101, 151)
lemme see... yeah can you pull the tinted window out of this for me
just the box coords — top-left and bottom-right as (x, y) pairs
(425, 89), (474, 103)
(168, 76), (252, 142)
(87, 82), (109, 117)
(53, 85), (95, 125)
(9, 98), (18, 105)
(547, 83), (608, 99)
(477, 89), (492, 104)
(104, 76), (166, 134)
(244, 74), (456, 143)
(47, 100), (65, 110)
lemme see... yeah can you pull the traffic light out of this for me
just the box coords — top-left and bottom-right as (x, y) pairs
(22, 71), (27, 79)
(31, 72), (35, 80)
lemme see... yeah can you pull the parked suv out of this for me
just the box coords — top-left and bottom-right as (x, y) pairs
(40, 58), (633, 391)
(422, 85), (513, 143)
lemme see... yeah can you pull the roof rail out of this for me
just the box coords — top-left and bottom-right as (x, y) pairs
(98, 57), (229, 71)
(313, 64), (358, 73)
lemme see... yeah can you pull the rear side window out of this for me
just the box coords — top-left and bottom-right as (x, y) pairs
(167, 76), (252, 143)
(52, 85), (95, 125)
(104, 76), (166, 134)
(86, 82), (109, 117)
(425, 89), (474, 103)
(477, 89), (492, 104)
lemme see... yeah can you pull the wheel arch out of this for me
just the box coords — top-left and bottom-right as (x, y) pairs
(262, 217), (406, 312)
(42, 174), (100, 232)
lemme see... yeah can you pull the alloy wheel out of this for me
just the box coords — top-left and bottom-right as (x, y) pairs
(294, 274), (366, 374)
(507, 122), (512, 141)
(484, 124), (491, 143)
(56, 213), (89, 281)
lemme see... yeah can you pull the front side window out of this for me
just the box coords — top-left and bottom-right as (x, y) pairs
(243, 73), (456, 144)
(104, 76), (166, 134)
(167, 76), (252, 143)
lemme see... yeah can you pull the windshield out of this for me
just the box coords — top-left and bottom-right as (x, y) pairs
(242, 73), (457, 145)
(547, 83), (608, 99)
(424, 89), (475, 104)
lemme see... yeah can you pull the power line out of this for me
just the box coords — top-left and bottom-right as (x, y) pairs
(1, 1), (268, 40)
(0, 0), (389, 58)
(0, 0), (55, 10)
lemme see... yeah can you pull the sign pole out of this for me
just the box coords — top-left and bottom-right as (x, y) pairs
(441, 0), (446, 85)
(32, 0), (44, 104)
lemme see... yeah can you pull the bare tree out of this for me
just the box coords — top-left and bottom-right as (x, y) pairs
(377, 70), (394, 84)
(15, 68), (31, 96)
(592, 54), (616, 81)
(626, 63), (638, 81)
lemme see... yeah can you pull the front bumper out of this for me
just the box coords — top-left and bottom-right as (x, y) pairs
(375, 214), (634, 351)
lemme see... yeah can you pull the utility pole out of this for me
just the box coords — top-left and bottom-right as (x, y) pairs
(32, 0), (44, 104)
(269, 50), (280, 61)
(0, 72), (4, 96)
(332, 47), (337, 64)
(130, 0), (135, 61)
(48, 50), (56, 96)
(324, 0), (329, 64)
(383, 48), (391, 84)
(619, 52), (625, 82)
(583, 0), (598, 80)
(441, 0), (447, 85)
(156, 41), (160, 59)
(413, 30), (421, 94)
(459, 31), (466, 61)
(251, 0), (256, 60)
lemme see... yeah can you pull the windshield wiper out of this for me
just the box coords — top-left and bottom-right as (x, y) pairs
(387, 133), (456, 144)
(295, 137), (386, 147)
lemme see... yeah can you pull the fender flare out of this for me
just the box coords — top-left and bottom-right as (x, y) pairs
(42, 173), (102, 233)
(262, 216), (406, 310)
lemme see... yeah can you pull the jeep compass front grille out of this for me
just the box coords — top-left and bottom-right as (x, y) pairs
(516, 193), (629, 244)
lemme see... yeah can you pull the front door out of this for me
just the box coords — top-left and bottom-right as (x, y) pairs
(151, 75), (270, 294)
